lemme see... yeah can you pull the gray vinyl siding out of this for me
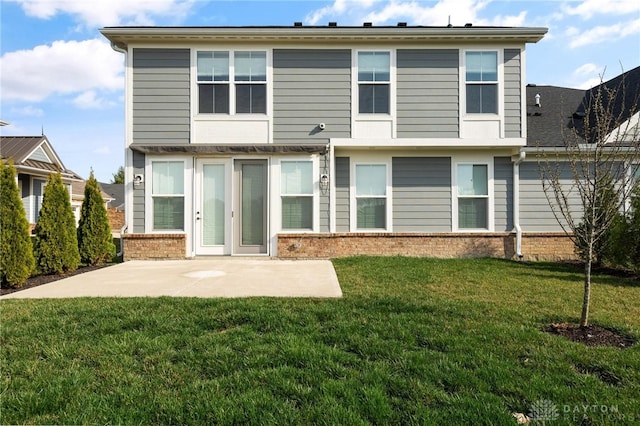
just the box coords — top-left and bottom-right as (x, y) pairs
(519, 161), (581, 232)
(132, 150), (145, 233)
(132, 48), (190, 144)
(319, 154), (330, 232)
(273, 49), (351, 143)
(18, 175), (31, 222)
(335, 157), (350, 232)
(33, 178), (45, 223)
(392, 157), (451, 232)
(494, 157), (513, 231)
(397, 50), (459, 138)
(504, 49), (522, 138)
(29, 147), (50, 163)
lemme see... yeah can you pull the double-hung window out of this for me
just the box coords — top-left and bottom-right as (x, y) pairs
(152, 161), (185, 231)
(197, 51), (230, 114)
(281, 161), (313, 230)
(197, 50), (266, 114)
(358, 51), (390, 114)
(456, 164), (489, 229)
(465, 51), (498, 114)
(355, 164), (387, 229)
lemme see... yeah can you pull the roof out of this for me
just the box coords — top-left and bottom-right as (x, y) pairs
(99, 182), (124, 210)
(527, 66), (640, 147)
(1, 135), (81, 180)
(101, 25), (547, 47)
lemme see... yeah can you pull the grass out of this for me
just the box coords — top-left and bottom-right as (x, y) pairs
(1, 257), (639, 425)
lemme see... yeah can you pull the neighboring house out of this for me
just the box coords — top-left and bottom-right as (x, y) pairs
(101, 24), (569, 260)
(70, 180), (115, 225)
(523, 66), (640, 236)
(0, 136), (83, 228)
(99, 182), (126, 233)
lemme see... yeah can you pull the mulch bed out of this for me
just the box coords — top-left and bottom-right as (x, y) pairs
(545, 322), (636, 349)
(0, 265), (110, 296)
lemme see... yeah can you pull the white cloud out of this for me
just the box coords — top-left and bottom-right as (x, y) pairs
(10, 105), (44, 117)
(72, 90), (116, 110)
(573, 63), (601, 77)
(563, 0), (639, 20)
(306, 0), (526, 27)
(0, 38), (123, 103)
(11, 0), (195, 27)
(568, 18), (640, 48)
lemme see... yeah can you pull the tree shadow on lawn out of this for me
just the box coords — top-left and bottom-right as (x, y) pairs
(514, 260), (639, 288)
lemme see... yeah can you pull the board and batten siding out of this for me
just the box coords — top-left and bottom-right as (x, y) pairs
(335, 157), (350, 232)
(273, 49), (351, 143)
(132, 150), (145, 233)
(494, 157), (514, 231)
(396, 49), (459, 138)
(504, 49), (522, 138)
(392, 157), (452, 232)
(519, 161), (581, 232)
(132, 48), (190, 144)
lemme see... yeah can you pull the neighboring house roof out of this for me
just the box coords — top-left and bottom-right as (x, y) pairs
(527, 66), (640, 147)
(99, 182), (125, 210)
(71, 180), (114, 205)
(0, 135), (81, 180)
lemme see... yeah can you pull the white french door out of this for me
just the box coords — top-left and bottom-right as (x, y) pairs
(195, 159), (231, 255)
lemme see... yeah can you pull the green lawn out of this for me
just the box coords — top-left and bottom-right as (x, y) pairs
(1, 257), (638, 425)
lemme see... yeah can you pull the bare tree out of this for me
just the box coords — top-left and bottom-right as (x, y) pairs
(538, 68), (640, 327)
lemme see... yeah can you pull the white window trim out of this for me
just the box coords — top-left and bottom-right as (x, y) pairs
(452, 157), (495, 232)
(352, 49), (396, 137)
(274, 156), (319, 233)
(144, 156), (192, 234)
(459, 49), (504, 138)
(350, 159), (393, 232)
(192, 48), (272, 119)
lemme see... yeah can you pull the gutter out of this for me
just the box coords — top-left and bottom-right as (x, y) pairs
(513, 150), (526, 259)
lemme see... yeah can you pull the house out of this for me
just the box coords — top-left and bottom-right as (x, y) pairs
(99, 182), (126, 233)
(522, 66), (640, 256)
(0, 135), (83, 229)
(100, 24), (571, 260)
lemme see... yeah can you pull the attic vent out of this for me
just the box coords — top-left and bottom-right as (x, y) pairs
(363, 22), (372, 27)
(328, 22), (337, 27)
(535, 93), (541, 107)
(397, 22), (407, 27)
(294, 22), (302, 27)
(465, 23), (473, 27)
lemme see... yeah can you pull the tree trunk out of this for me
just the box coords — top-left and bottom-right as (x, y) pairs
(581, 246), (593, 327)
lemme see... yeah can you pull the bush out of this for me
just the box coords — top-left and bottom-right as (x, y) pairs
(77, 172), (116, 265)
(0, 161), (35, 287)
(33, 172), (80, 274)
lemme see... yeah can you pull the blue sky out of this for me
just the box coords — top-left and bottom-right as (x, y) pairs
(1, 0), (638, 182)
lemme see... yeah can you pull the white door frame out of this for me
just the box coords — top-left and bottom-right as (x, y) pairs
(194, 158), (232, 255)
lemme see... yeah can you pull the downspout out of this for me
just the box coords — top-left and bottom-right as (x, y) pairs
(513, 149), (526, 259)
(110, 41), (128, 259)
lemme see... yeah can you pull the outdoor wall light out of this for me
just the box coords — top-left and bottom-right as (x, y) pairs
(133, 174), (144, 187)
(320, 173), (330, 191)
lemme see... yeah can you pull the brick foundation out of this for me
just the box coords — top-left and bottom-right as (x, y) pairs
(121, 233), (186, 261)
(277, 232), (577, 261)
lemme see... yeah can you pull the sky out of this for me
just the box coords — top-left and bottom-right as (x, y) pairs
(1, 0), (639, 182)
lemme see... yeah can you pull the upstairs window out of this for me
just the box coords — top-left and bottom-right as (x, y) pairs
(465, 51), (498, 114)
(234, 51), (267, 114)
(197, 51), (230, 114)
(197, 50), (267, 115)
(358, 51), (390, 114)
